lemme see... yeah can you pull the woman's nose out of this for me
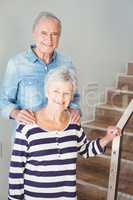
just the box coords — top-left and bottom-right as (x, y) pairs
(57, 94), (64, 104)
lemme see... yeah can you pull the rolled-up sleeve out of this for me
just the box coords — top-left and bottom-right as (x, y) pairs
(77, 126), (105, 158)
(0, 59), (18, 119)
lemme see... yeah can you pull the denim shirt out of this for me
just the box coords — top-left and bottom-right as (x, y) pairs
(0, 46), (80, 118)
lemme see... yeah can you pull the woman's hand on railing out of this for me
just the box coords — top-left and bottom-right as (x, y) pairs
(99, 126), (121, 148)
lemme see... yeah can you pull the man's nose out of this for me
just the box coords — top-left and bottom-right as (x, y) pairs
(46, 34), (53, 44)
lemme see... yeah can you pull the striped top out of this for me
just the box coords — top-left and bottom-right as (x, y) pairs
(8, 122), (104, 200)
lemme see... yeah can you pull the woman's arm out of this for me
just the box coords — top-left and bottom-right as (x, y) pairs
(77, 126), (121, 158)
(8, 125), (28, 200)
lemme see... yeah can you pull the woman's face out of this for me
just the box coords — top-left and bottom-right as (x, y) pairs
(47, 81), (73, 112)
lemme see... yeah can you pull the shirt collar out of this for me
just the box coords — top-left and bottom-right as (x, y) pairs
(26, 44), (57, 64)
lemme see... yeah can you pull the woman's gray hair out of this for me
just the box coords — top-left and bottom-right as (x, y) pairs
(32, 11), (62, 35)
(45, 66), (78, 96)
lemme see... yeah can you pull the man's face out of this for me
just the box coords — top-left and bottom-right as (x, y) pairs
(32, 18), (60, 55)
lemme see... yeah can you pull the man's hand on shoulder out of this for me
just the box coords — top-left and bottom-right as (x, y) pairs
(10, 109), (36, 124)
(69, 108), (80, 124)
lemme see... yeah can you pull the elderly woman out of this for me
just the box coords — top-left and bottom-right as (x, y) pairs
(8, 66), (120, 200)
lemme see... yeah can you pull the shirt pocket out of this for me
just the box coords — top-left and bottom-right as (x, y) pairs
(18, 76), (44, 111)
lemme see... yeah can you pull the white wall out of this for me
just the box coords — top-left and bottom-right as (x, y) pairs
(0, 0), (133, 199)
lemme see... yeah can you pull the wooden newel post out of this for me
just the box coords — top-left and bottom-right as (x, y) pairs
(107, 99), (133, 200)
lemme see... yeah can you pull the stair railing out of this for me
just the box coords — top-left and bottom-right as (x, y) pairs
(107, 99), (133, 200)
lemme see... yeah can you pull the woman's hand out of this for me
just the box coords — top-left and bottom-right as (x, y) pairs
(100, 126), (122, 148)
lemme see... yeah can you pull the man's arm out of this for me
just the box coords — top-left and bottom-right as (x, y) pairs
(0, 59), (18, 118)
(0, 59), (35, 123)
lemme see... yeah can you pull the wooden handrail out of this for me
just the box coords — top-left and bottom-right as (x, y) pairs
(107, 99), (133, 200)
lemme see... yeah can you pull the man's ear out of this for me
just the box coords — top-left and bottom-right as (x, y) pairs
(32, 32), (35, 41)
(32, 30), (36, 41)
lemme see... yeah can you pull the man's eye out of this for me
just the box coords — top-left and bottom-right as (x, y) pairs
(41, 32), (47, 35)
(52, 32), (59, 36)
(41, 31), (48, 36)
(41, 31), (59, 37)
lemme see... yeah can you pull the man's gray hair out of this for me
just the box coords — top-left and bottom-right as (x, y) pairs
(32, 11), (62, 35)
(45, 66), (78, 96)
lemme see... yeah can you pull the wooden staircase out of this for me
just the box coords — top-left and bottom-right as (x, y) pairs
(77, 63), (133, 200)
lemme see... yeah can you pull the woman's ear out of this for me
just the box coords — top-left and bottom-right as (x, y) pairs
(45, 90), (48, 98)
(45, 87), (48, 98)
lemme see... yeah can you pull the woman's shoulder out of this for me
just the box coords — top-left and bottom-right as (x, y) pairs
(66, 121), (82, 131)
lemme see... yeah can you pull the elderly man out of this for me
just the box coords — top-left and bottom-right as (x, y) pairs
(0, 11), (80, 127)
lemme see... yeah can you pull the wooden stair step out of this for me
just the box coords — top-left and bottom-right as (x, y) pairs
(127, 63), (133, 75)
(77, 157), (110, 188)
(118, 160), (133, 196)
(82, 119), (133, 135)
(117, 74), (133, 91)
(77, 181), (106, 200)
(77, 156), (133, 196)
(95, 104), (133, 129)
(106, 88), (133, 107)
(95, 104), (123, 124)
(77, 181), (133, 200)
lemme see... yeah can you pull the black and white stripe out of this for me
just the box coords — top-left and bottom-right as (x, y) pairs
(8, 123), (104, 200)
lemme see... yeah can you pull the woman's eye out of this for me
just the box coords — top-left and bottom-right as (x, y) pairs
(53, 90), (59, 94)
(64, 93), (71, 97)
